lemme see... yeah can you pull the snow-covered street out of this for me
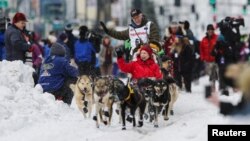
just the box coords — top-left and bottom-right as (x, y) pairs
(0, 61), (248, 141)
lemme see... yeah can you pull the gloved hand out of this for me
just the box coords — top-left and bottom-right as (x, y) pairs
(157, 49), (165, 56)
(28, 45), (34, 52)
(124, 39), (131, 50)
(115, 47), (124, 58)
(100, 21), (108, 33)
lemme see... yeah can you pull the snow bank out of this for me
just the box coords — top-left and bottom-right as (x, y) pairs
(0, 61), (72, 136)
(0, 61), (249, 141)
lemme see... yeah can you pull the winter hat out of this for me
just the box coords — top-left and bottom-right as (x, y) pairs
(79, 25), (88, 37)
(50, 43), (66, 56)
(130, 9), (142, 17)
(170, 21), (178, 27)
(12, 12), (28, 24)
(58, 32), (68, 41)
(65, 24), (73, 31)
(207, 24), (215, 31)
(140, 45), (153, 56)
(179, 20), (190, 30)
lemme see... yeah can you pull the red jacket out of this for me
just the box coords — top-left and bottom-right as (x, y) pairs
(117, 57), (162, 80)
(163, 35), (176, 57)
(199, 34), (218, 62)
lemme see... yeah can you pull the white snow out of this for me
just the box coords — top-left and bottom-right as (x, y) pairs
(0, 61), (249, 141)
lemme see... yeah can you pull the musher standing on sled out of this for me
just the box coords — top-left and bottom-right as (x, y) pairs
(100, 9), (161, 58)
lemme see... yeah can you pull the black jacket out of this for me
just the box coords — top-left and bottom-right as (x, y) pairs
(4, 24), (30, 62)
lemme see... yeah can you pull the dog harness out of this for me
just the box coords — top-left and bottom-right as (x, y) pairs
(127, 83), (134, 94)
(124, 91), (133, 102)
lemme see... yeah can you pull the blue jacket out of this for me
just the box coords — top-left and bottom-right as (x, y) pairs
(38, 55), (78, 92)
(42, 44), (51, 59)
(74, 40), (96, 64)
(0, 32), (6, 61)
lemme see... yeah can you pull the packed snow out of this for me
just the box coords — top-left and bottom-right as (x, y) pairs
(0, 61), (249, 141)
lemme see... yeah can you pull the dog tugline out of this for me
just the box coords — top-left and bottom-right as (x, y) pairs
(112, 44), (178, 129)
(41, 8), (181, 129)
(72, 42), (179, 129)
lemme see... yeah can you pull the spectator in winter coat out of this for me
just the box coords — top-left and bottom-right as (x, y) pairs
(200, 24), (218, 62)
(38, 43), (78, 105)
(100, 9), (160, 56)
(99, 36), (114, 76)
(43, 35), (57, 59)
(161, 55), (174, 79)
(160, 55), (177, 85)
(163, 22), (184, 57)
(172, 37), (193, 93)
(74, 25), (96, 75)
(31, 42), (42, 85)
(0, 31), (5, 61)
(116, 44), (162, 80)
(64, 24), (77, 58)
(211, 34), (238, 92)
(29, 32), (43, 85)
(4, 12), (32, 62)
(57, 32), (71, 61)
(200, 24), (218, 90)
(179, 20), (196, 43)
(30, 32), (43, 69)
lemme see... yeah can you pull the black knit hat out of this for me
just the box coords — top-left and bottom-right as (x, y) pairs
(65, 24), (73, 31)
(50, 43), (66, 57)
(179, 20), (190, 30)
(207, 24), (215, 31)
(79, 25), (88, 37)
(130, 9), (142, 17)
(58, 32), (68, 41)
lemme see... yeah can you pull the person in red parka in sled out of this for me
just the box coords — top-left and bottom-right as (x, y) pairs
(116, 44), (162, 80)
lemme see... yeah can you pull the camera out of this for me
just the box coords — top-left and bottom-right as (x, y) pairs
(23, 28), (32, 36)
(0, 17), (10, 32)
(217, 17), (244, 45)
(86, 31), (102, 53)
(204, 85), (212, 98)
(135, 38), (141, 47)
(86, 31), (102, 43)
(217, 17), (244, 30)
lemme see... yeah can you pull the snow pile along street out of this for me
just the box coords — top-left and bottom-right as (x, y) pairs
(0, 61), (73, 136)
(0, 61), (249, 141)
